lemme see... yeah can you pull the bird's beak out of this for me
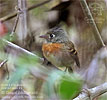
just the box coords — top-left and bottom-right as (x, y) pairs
(39, 35), (48, 39)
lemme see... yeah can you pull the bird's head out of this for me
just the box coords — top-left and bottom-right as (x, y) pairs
(39, 27), (69, 43)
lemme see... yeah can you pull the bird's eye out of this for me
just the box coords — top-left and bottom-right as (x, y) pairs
(50, 34), (55, 38)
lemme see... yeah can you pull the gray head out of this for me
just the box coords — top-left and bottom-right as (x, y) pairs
(40, 27), (69, 43)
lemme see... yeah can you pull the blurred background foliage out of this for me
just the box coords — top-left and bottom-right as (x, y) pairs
(0, 0), (107, 100)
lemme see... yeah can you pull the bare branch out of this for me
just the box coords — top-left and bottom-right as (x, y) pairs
(79, 0), (105, 48)
(73, 82), (107, 100)
(5, 64), (10, 80)
(10, 15), (19, 36)
(0, 0), (51, 22)
(0, 59), (8, 68)
(2, 39), (44, 62)
(0, 59), (9, 79)
(10, 6), (20, 36)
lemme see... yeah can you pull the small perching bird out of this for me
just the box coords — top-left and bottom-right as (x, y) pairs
(40, 27), (80, 72)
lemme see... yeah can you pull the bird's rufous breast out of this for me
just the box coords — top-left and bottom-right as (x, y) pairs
(42, 43), (63, 55)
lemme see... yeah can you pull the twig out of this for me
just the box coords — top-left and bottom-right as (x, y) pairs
(0, 59), (9, 79)
(73, 82), (107, 100)
(0, 59), (8, 68)
(5, 64), (9, 80)
(10, 15), (19, 36)
(79, 0), (105, 48)
(10, 8), (20, 36)
(2, 39), (44, 62)
(0, 0), (51, 22)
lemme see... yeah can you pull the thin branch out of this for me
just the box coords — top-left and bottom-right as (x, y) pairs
(79, 0), (105, 48)
(73, 82), (107, 100)
(5, 64), (9, 80)
(0, 59), (9, 79)
(0, 0), (51, 22)
(0, 59), (8, 68)
(2, 39), (44, 62)
(10, 9), (20, 36)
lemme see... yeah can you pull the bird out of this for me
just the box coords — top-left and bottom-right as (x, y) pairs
(40, 27), (80, 72)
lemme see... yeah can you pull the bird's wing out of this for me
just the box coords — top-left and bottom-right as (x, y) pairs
(63, 41), (80, 67)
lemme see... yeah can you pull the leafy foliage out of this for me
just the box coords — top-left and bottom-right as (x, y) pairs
(44, 70), (83, 100)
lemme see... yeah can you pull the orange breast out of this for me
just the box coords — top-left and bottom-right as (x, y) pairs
(42, 43), (63, 54)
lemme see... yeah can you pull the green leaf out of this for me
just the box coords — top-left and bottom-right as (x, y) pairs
(44, 70), (83, 100)
(57, 73), (82, 100)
